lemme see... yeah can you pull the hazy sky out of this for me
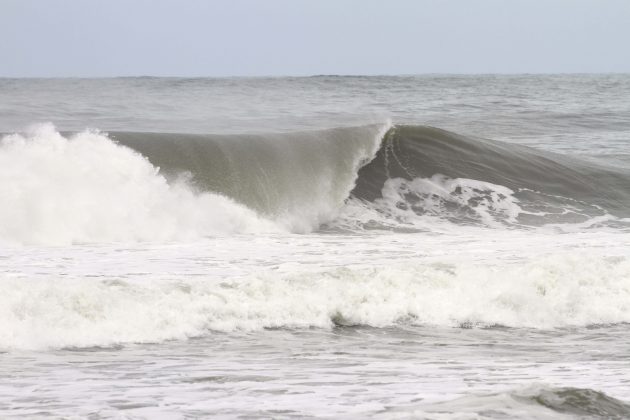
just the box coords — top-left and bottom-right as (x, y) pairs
(2, 0), (630, 77)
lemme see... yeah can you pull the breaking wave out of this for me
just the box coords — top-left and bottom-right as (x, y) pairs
(1, 122), (630, 245)
(2, 122), (630, 349)
(0, 124), (280, 245)
(3, 252), (630, 350)
(344, 125), (630, 231)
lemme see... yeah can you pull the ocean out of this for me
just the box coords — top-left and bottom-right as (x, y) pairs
(1, 74), (630, 419)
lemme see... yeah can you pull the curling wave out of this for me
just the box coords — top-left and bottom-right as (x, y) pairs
(2, 122), (630, 244)
(113, 123), (630, 231)
(346, 125), (630, 230)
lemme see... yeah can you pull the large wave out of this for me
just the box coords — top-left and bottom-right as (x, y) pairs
(0, 123), (386, 244)
(1, 122), (629, 245)
(110, 123), (388, 232)
(113, 123), (630, 232)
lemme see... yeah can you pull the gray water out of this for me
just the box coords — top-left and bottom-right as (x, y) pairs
(1, 75), (630, 419)
(2, 74), (629, 154)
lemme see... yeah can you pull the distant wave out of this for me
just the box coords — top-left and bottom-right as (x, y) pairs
(1, 121), (630, 245)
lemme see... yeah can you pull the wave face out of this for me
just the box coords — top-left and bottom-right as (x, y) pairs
(111, 124), (388, 232)
(2, 122), (630, 245)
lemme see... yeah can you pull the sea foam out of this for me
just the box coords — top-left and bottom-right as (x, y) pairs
(0, 124), (279, 245)
(2, 252), (629, 350)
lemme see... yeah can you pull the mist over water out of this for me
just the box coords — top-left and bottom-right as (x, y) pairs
(1, 75), (630, 418)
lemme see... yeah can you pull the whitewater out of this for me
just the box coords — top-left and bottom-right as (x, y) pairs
(1, 75), (630, 419)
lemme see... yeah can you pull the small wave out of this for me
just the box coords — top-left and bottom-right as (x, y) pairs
(3, 253), (629, 350)
(395, 385), (630, 419)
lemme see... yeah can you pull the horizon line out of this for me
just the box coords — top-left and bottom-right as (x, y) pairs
(2, 71), (630, 80)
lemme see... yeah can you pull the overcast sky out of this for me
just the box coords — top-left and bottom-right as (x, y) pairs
(2, 0), (629, 77)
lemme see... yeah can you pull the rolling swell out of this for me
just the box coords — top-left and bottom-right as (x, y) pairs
(528, 387), (630, 418)
(350, 125), (630, 227)
(415, 386), (630, 419)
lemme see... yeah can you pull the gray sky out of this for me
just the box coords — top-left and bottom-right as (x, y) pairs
(2, 0), (629, 77)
